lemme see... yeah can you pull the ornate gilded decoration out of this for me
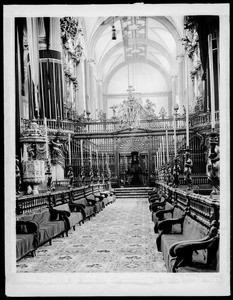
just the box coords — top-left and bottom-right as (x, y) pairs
(118, 136), (150, 153)
(159, 107), (167, 119)
(60, 17), (80, 42)
(20, 120), (46, 143)
(20, 121), (47, 161)
(49, 137), (68, 167)
(115, 86), (157, 129)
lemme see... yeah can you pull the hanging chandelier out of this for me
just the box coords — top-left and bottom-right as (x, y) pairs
(112, 17), (117, 40)
(113, 17), (156, 128)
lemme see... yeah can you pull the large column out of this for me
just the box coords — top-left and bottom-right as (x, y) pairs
(172, 75), (178, 156)
(171, 75), (178, 107)
(49, 17), (64, 120)
(77, 57), (86, 115)
(177, 54), (185, 109)
(88, 59), (97, 118)
(167, 91), (173, 116)
(102, 94), (108, 116)
(97, 79), (104, 114)
(208, 34), (216, 131)
(188, 59), (195, 110)
(185, 54), (190, 148)
(84, 59), (91, 114)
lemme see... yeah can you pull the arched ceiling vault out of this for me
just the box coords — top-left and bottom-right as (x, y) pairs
(88, 16), (182, 60)
(97, 38), (176, 80)
(86, 15), (183, 97)
(103, 60), (172, 95)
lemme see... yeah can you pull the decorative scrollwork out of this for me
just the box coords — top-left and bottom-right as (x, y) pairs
(60, 17), (79, 42)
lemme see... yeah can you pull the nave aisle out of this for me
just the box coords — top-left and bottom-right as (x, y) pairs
(16, 198), (167, 273)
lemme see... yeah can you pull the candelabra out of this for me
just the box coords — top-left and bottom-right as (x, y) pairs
(173, 103), (179, 157)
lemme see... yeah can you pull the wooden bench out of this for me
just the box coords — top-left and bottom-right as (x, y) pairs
(84, 186), (103, 213)
(51, 202), (84, 231)
(16, 209), (67, 261)
(154, 185), (220, 273)
(70, 187), (96, 220)
(92, 185), (116, 206)
(152, 190), (186, 233)
(16, 220), (38, 261)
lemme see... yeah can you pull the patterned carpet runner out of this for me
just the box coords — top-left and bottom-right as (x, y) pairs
(16, 198), (167, 272)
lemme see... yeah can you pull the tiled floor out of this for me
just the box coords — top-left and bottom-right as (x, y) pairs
(16, 198), (167, 273)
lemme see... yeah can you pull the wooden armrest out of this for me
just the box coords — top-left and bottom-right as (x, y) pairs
(149, 196), (160, 202)
(85, 197), (96, 205)
(69, 203), (86, 219)
(158, 216), (185, 232)
(100, 192), (108, 198)
(49, 208), (69, 221)
(50, 208), (71, 218)
(169, 233), (219, 272)
(69, 202), (86, 209)
(16, 220), (38, 234)
(149, 198), (162, 205)
(155, 207), (174, 220)
(150, 201), (166, 212)
(151, 199), (166, 207)
(170, 235), (219, 257)
(94, 194), (104, 201)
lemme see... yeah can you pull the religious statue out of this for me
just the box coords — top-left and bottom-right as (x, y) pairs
(184, 148), (193, 190)
(15, 157), (21, 195)
(27, 143), (36, 160)
(45, 161), (52, 191)
(27, 185), (33, 195)
(67, 166), (74, 187)
(172, 157), (181, 188)
(207, 132), (220, 195)
(127, 151), (144, 186)
(80, 167), (85, 183)
(166, 163), (173, 186)
(51, 138), (64, 157)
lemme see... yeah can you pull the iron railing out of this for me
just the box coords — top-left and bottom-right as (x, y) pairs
(20, 111), (219, 135)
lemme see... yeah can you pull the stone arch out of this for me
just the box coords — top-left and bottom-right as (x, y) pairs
(97, 38), (176, 80)
(88, 16), (182, 61)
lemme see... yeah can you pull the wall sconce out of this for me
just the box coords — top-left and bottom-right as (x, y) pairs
(112, 25), (116, 40)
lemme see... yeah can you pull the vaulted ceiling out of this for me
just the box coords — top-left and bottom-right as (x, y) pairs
(82, 16), (184, 95)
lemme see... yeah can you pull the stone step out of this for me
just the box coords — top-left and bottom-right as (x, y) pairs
(115, 187), (152, 199)
(116, 194), (149, 197)
(116, 195), (147, 199)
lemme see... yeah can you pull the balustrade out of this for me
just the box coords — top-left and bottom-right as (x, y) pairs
(21, 118), (75, 133)
(16, 183), (109, 215)
(190, 111), (219, 127)
(156, 182), (219, 228)
(21, 111), (218, 136)
(16, 192), (50, 215)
